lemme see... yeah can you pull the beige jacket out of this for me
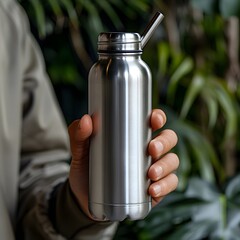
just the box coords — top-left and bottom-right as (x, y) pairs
(0, 0), (117, 239)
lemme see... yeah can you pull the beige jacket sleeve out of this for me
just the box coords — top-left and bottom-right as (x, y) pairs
(2, 1), (118, 239)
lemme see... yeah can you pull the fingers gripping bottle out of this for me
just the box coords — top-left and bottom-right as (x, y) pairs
(88, 12), (164, 221)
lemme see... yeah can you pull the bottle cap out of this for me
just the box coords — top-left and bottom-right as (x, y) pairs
(98, 32), (141, 53)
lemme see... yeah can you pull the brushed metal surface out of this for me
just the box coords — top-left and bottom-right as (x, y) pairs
(88, 33), (152, 221)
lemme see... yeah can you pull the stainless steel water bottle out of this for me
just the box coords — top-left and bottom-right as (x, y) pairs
(88, 12), (164, 221)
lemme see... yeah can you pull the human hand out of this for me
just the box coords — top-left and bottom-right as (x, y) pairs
(147, 109), (179, 207)
(68, 115), (93, 218)
(68, 109), (179, 219)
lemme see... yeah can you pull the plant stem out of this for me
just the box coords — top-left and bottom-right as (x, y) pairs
(220, 194), (227, 238)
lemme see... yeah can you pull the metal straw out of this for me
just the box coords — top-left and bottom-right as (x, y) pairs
(141, 12), (164, 48)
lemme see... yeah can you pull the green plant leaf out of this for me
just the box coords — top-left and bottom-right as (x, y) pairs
(191, 143), (216, 183)
(213, 80), (237, 138)
(168, 57), (194, 105)
(30, 0), (46, 37)
(223, 226), (240, 240)
(158, 42), (170, 76)
(226, 174), (240, 198)
(163, 107), (221, 185)
(96, 0), (123, 29)
(169, 52), (185, 74)
(59, 0), (78, 26)
(138, 193), (206, 239)
(176, 122), (216, 183)
(180, 73), (205, 118)
(47, 0), (62, 16)
(202, 89), (219, 128)
(186, 178), (219, 201)
(126, 0), (149, 12)
(175, 139), (191, 190)
(200, 134), (225, 182)
(190, 0), (217, 14)
(220, 0), (240, 18)
(167, 220), (216, 240)
(228, 212), (240, 229)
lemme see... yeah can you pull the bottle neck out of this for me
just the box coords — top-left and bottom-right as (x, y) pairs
(98, 52), (142, 60)
(98, 44), (142, 54)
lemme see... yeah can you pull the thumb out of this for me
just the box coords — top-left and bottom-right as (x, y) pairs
(68, 114), (93, 218)
(68, 114), (93, 163)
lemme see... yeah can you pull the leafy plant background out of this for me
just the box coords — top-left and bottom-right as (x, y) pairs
(18, 0), (240, 239)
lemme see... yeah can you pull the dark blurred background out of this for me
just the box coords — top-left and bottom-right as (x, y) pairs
(18, 0), (240, 239)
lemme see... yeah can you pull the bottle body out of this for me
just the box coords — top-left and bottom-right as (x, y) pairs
(88, 33), (152, 221)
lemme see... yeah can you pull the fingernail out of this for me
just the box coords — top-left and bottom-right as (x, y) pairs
(154, 141), (163, 154)
(149, 165), (163, 181)
(155, 166), (163, 179)
(153, 111), (164, 126)
(153, 184), (161, 196)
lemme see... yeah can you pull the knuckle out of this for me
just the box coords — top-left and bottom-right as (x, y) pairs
(168, 153), (180, 169)
(153, 109), (167, 122)
(159, 160), (168, 175)
(159, 129), (178, 150)
(167, 129), (178, 144)
(160, 180), (168, 195)
(170, 173), (179, 190)
(160, 173), (179, 195)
